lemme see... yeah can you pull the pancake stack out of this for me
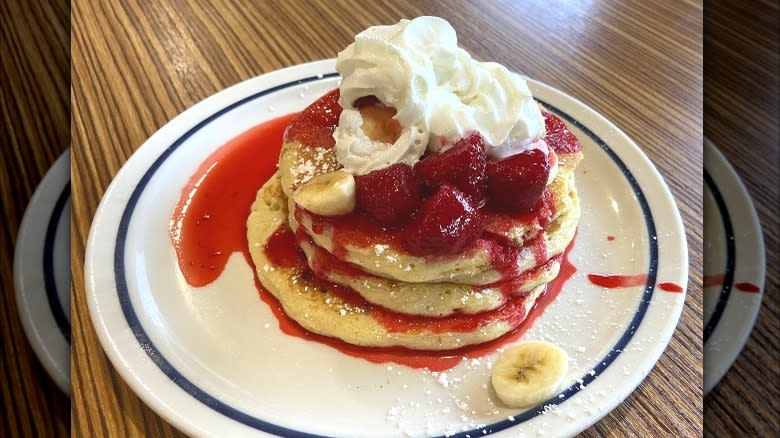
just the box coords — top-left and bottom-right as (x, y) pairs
(247, 91), (582, 351)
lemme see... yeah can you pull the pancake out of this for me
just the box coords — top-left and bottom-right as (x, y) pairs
(247, 174), (546, 350)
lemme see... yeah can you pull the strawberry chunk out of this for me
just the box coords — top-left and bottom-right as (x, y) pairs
(403, 185), (484, 256)
(486, 149), (550, 213)
(355, 163), (421, 227)
(284, 89), (342, 148)
(414, 131), (487, 204)
(543, 111), (581, 153)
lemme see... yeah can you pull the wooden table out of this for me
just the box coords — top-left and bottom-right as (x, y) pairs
(703, 1), (779, 436)
(69, 0), (704, 436)
(1, 1), (70, 437)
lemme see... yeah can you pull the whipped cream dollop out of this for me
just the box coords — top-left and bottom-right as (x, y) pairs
(333, 16), (546, 175)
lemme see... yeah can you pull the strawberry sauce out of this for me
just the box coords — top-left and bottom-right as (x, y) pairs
(588, 274), (684, 293)
(587, 273), (648, 288)
(658, 282), (684, 292)
(703, 274), (761, 293)
(735, 282), (761, 293)
(170, 114), (297, 286)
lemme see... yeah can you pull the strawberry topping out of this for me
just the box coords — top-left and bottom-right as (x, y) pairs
(414, 131), (487, 204)
(403, 185), (484, 256)
(284, 89), (342, 148)
(543, 111), (581, 153)
(355, 163), (421, 227)
(486, 149), (550, 213)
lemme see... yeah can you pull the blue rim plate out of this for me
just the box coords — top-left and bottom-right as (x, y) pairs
(703, 138), (765, 394)
(85, 60), (687, 437)
(14, 147), (71, 396)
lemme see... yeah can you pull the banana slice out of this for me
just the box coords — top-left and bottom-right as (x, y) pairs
(293, 170), (356, 216)
(491, 341), (568, 408)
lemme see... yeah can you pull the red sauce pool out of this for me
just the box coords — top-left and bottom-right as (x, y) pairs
(170, 114), (296, 286)
(171, 112), (579, 371)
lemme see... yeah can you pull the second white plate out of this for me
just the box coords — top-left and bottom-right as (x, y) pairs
(14, 148), (71, 396)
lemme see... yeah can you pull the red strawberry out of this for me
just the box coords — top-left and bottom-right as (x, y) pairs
(403, 185), (484, 256)
(355, 163), (421, 227)
(414, 131), (487, 204)
(543, 111), (581, 153)
(486, 149), (550, 213)
(284, 89), (343, 149)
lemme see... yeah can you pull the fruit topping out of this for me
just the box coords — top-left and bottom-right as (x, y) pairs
(543, 111), (581, 153)
(486, 149), (550, 213)
(403, 184), (483, 256)
(293, 171), (356, 216)
(355, 163), (421, 226)
(414, 131), (487, 203)
(284, 89), (343, 149)
(491, 341), (569, 408)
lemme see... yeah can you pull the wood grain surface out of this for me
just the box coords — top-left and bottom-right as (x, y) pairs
(703, 0), (779, 435)
(70, 1), (703, 437)
(1, 1), (70, 437)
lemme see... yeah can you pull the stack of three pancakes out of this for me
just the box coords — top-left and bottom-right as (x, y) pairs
(247, 102), (582, 351)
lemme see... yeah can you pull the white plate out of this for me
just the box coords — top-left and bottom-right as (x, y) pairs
(14, 148), (71, 396)
(86, 60), (687, 437)
(703, 139), (765, 395)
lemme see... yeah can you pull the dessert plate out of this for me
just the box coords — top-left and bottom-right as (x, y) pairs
(86, 60), (687, 437)
(14, 148), (71, 396)
(703, 138), (765, 395)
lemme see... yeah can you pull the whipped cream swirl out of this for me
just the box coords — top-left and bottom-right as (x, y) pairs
(333, 16), (546, 175)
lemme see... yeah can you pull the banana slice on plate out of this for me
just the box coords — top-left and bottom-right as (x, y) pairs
(293, 170), (356, 216)
(491, 341), (569, 408)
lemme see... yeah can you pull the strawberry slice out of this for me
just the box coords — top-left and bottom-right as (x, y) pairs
(486, 149), (550, 213)
(414, 131), (487, 204)
(355, 163), (421, 227)
(543, 111), (581, 153)
(403, 184), (484, 256)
